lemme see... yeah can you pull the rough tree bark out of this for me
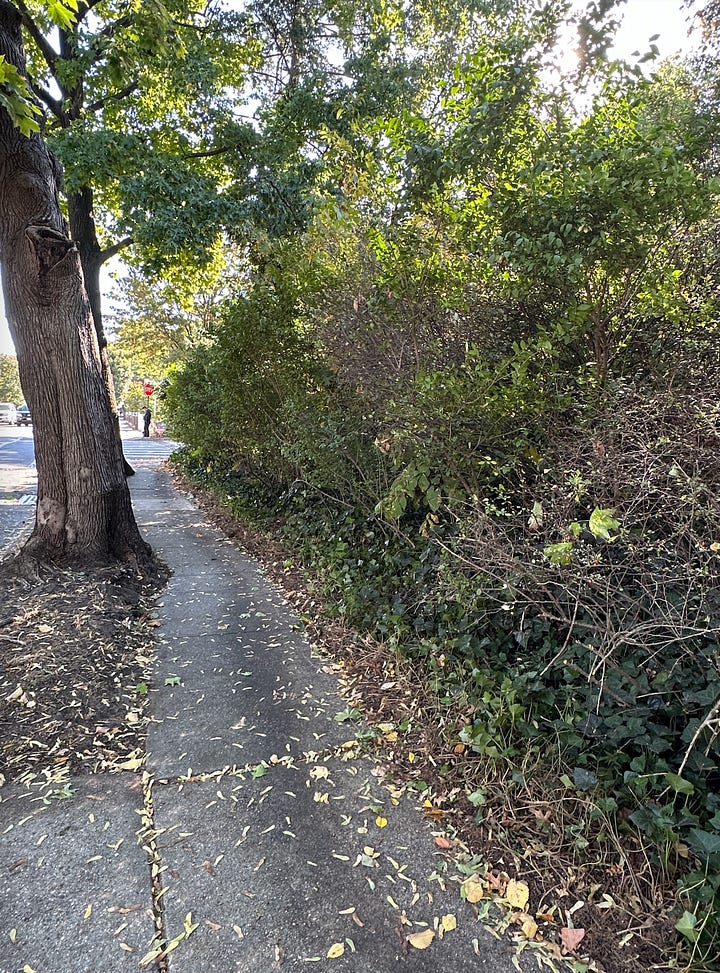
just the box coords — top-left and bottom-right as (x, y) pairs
(67, 184), (136, 476)
(0, 1), (151, 568)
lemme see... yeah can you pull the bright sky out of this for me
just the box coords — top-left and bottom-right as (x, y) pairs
(0, 0), (700, 357)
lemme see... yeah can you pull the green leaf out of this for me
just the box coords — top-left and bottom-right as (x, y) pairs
(46, 0), (79, 29)
(0, 57), (42, 134)
(543, 542), (573, 565)
(686, 829), (720, 857)
(135, 682), (149, 695)
(588, 507), (620, 541)
(467, 789), (486, 807)
(572, 767), (598, 791)
(665, 772), (694, 795)
(675, 911), (698, 943)
(164, 676), (181, 686)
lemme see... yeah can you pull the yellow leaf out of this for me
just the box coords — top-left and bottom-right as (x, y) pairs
(83, 903), (92, 919)
(375, 816), (388, 828)
(115, 754), (143, 771)
(407, 929), (435, 949)
(441, 914), (457, 932)
(462, 876), (484, 903)
(506, 879), (530, 909)
(408, 752), (416, 763)
(521, 914), (539, 939)
(327, 942), (345, 958)
(9, 929), (16, 943)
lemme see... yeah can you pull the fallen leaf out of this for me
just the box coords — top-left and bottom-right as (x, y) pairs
(83, 903), (92, 919)
(441, 914), (457, 932)
(327, 942), (345, 958)
(375, 816), (388, 828)
(462, 875), (484, 903)
(434, 836), (452, 849)
(506, 879), (530, 910)
(517, 913), (538, 939)
(407, 929), (435, 950)
(560, 927), (586, 953)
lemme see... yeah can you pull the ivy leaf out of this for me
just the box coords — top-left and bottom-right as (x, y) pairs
(572, 767), (597, 791)
(675, 911), (698, 943)
(665, 772), (694, 795)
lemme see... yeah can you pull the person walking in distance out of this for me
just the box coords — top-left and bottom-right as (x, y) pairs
(143, 406), (151, 437)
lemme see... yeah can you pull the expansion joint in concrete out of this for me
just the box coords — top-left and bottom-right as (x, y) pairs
(136, 771), (170, 973)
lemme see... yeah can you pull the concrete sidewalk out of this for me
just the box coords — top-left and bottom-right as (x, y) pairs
(0, 455), (528, 972)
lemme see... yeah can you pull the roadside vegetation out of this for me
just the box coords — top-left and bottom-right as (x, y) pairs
(104, 2), (720, 970)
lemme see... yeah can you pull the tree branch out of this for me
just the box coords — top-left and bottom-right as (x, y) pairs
(100, 236), (133, 264)
(29, 80), (64, 120)
(15, 0), (60, 75)
(86, 81), (140, 115)
(184, 143), (233, 159)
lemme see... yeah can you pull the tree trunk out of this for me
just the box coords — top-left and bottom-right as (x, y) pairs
(0, 1), (151, 569)
(68, 185), (135, 476)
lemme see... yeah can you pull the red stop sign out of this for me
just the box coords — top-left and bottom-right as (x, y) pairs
(143, 382), (154, 396)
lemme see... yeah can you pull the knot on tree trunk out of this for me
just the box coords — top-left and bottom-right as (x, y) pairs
(27, 224), (76, 276)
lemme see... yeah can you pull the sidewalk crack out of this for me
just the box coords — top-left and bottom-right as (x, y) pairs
(137, 771), (170, 972)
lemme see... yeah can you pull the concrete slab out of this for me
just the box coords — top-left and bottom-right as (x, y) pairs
(0, 775), (155, 973)
(145, 627), (350, 776)
(135, 471), (351, 778)
(152, 761), (523, 973)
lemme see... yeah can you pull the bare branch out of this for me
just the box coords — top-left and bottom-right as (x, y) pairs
(100, 236), (133, 265)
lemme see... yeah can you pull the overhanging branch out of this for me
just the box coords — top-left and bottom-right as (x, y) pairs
(100, 236), (133, 264)
(86, 81), (139, 115)
(14, 0), (60, 77)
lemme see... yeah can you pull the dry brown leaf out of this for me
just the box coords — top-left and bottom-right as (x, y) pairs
(434, 836), (452, 849)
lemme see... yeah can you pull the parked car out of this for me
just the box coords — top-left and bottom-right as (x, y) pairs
(16, 405), (31, 426)
(0, 402), (16, 424)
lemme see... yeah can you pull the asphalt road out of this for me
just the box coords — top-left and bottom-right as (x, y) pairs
(0, 422), (36, 556)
